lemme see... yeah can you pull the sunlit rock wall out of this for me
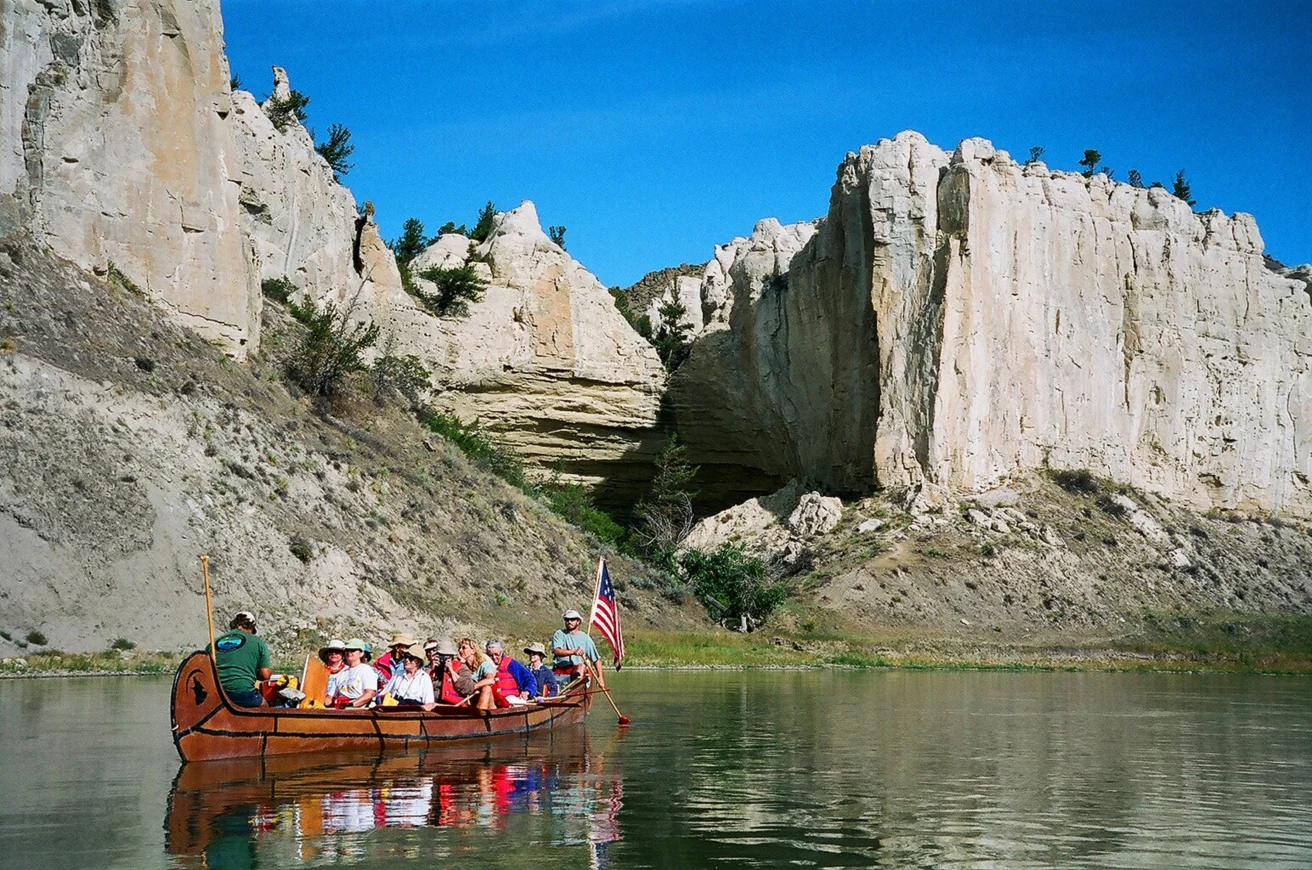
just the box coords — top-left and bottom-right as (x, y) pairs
(374, 202), (669, 504)
(673, 131), (1312, 517)
(0, 0), (259, 355)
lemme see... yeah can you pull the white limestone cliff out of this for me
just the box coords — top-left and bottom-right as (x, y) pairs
(228, 68), (405, 312)
(673, 131), (1312, 518)
(1, 0), (259, 355)
(380, 202), (668, 500)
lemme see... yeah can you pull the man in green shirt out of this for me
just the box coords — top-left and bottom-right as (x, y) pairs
(213, 610), (273, 707)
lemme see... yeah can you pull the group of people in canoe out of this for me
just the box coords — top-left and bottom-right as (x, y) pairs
(213, 608), (606, 713)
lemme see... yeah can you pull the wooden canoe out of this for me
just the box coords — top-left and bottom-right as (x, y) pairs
(170, 650), (591, 763)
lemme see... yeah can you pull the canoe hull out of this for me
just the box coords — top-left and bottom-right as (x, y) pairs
(171, 651), (589, 763)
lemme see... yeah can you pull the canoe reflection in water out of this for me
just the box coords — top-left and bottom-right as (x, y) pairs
(165, 732), (624, 868)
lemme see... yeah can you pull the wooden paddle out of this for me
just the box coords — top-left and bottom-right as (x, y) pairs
(584, 660), (630, 726)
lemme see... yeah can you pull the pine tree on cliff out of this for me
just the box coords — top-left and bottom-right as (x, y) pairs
(1172, 171), (1196, 207)
(388, 218), (430, 293)
(265, 90), (310, 132)
(632, 435), (699, 564)
(470, 202), (498, 242)
(315, 124), (355, 181)
(1078, 150), (1102, 178)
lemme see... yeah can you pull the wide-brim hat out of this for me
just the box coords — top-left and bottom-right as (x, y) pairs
(389, 632), (416, 648)
(425, 638), (459, 656)
(403, 642), (427, 665)
(562, 609), (583, 621)
(344, 637), (372, 662)
(318, 638), (347, 664)
(524, 642), (547, 657)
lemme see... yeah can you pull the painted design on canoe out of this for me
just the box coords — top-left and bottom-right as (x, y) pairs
(170, 651), (590, 762)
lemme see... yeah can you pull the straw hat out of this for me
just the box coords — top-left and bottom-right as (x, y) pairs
(344, 638), (372, 662)
(524, 642), (547, 657)
(318, 638), (347, 664)
(388, 632), (416, 648)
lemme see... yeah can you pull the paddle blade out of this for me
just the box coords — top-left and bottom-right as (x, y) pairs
(618, 714), (631, 726)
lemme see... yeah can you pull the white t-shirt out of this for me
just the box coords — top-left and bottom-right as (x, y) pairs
(384, 669), (435, 705)
(330, 663), (380, 701)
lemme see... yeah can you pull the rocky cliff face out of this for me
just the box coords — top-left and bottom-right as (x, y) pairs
(1, 0), (259, 354)
(389, 202), (668, 503)
(673, 131), (1312, 518)
(229, 67), (405, 312)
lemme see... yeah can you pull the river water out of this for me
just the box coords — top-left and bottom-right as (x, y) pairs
(0, 670), (1308, 869)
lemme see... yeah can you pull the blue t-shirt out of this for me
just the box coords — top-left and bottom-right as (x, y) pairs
(550, 629), (599, 668)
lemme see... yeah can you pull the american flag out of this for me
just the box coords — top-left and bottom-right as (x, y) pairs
(588, 558), (625, 670)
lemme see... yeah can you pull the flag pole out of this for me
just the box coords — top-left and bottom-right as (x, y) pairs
(586, 556), (630, 726)
(586, 556), (604, 636)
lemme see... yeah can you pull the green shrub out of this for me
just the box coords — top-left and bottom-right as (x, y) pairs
(315, 123), (354, 180)
(25, 630), (47, 646)
(105, 261), (143, 296)
(412, 265), (486, 317)
(548, 225), (567, 249)
(370, 352), (430, 407)
(261, 276), (295, 304)
(285, 296), (380, 397)
(418, 409), (528, 490)
(289, 532), (314, 564)
(541, 477), (625, 546)
(1048, 467), (1100, 495)
(110, 638), (135, 651)
(264, 89), (310, 132)
(680, 544), (789, 629)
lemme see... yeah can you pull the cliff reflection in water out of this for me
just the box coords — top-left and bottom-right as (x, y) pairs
(165, 732), (623, 868)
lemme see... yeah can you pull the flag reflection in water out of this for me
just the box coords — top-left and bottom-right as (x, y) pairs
(165, 733), (623, 867)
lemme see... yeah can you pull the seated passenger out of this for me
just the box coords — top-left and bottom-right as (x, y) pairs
(426, 638), (469, 704)
(327, 638), (379, 709)
(486, 639), (537, 707)
(458, 637), (498, 712)
(374, 632), (416, 683)
(524, 642), (558, 699)
(320, 638), (347, 676)
(381, 643), (435, 710)
(551, 609), (605, 690)
(214, 610), (273, 707)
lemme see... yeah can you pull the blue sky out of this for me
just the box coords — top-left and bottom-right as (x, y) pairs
(222, 0), (1309, 287)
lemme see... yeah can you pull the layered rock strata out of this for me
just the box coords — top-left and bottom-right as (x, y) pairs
(388, 202), (668, 503)
(673, 131), (1312, 518)
(1, 0), (259, 354)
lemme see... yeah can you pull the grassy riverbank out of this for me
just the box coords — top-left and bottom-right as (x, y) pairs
(3, 613), (1308, 678)
(623, 612), (1312, 674)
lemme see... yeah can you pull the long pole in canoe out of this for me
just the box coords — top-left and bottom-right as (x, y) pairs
(200, 554), (216, 662)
